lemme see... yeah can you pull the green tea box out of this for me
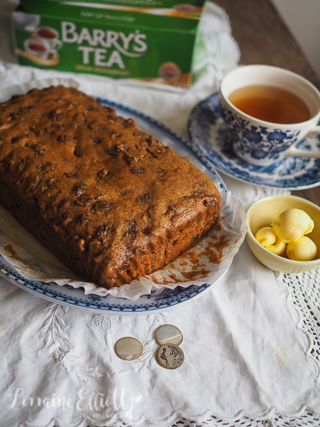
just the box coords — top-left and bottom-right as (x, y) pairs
(12, 0), (206, 88)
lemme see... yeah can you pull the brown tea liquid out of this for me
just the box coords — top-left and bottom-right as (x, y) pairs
(228, 85), (311, 124)
(37, 28), (56, 39)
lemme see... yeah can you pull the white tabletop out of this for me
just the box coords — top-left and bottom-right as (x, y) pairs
(0, 2), (320, 426)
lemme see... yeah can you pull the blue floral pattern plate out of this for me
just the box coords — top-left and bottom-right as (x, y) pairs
(0, 97), (228, 315)
(0, 256), (214, 314)
(188, 93), (320, 189)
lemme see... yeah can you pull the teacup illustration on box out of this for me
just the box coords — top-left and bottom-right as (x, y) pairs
(19, 26), (62, 66)
(35, 27), (62, 50)
(24, 38), (51, 58)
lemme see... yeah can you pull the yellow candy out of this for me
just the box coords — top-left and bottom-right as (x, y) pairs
(255, 226), (276, 246)
(255, 226), (286, 255)
(287, 236), (317, 261)
(265, 238), (286, 255)
(272, 208), (314, 243)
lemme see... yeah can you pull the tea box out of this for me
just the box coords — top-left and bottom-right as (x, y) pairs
(12, 0), (206, 88)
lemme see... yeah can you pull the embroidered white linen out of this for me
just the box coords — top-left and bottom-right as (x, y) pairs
(0, 3), (320, 427)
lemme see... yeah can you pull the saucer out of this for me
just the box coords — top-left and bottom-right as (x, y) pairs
(188, 92), (320, 189)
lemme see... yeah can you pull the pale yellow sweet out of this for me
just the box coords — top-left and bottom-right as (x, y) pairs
(255, 226), (286, 255)
(272, 208), (314, 243)
(266, 238), (286, 255)
(287, 236), (317, 261)
(255, 226), (277, 246)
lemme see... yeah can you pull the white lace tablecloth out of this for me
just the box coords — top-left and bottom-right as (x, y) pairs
(1, 2), (320, 426)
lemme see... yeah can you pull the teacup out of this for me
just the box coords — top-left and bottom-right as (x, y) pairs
(24, 38), (50, 58)
(219, 65), (320, 165)
(36, 27), (62, 50)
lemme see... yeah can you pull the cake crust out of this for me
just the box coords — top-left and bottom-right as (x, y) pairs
(0, 86), (221, 288)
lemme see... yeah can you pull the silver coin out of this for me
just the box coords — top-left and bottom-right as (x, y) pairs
(155, 324), (183, 346)
(156, 344), (184, 369)
(114, 337), (143, 361)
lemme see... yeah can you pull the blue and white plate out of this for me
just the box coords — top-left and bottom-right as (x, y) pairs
(0, 256), (213, 314)
(0, 97), (228, 315)
(188, 92), (320, 189)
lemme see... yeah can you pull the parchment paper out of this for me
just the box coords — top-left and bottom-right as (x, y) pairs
(0, 187), (246, 300)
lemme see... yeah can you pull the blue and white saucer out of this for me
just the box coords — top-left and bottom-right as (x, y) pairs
(188, 93), (320, 189)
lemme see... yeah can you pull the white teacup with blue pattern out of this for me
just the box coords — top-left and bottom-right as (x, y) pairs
(219, 65), (320, 165)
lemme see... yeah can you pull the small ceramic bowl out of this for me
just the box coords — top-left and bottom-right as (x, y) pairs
(246, 195), (320, 273)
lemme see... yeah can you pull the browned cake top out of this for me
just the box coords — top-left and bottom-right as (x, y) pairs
(0, 86), (221, 286)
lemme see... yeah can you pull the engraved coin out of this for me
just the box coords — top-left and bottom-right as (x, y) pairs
(156, 324), (183, 346)
(156, 344), (184, 369)
(114, 337), (143, 361)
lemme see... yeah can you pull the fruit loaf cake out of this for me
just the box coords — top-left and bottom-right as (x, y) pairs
(0, 86), (221, 289)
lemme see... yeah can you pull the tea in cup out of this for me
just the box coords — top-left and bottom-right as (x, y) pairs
(36, 27), (62, 50)
(24, 38), (50, 58)
(219, 65), (320, 165)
